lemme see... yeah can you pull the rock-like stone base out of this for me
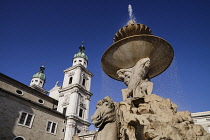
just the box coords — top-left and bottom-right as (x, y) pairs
(119, 94), (210, 140)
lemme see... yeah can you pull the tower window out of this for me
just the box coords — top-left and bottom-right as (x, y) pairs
(69, 77), (73, 84)
(79, 109), (83, 118)
(46, 121), (57, 135)
(35, 80), (38, 82)
(79, 60), (82, 62)
(77, 129), (81, 133)
(18, 111), (34, 128)
(82, 79), (85, 86)
(63, 107), (67, 115)
(13, 136), (25, 140)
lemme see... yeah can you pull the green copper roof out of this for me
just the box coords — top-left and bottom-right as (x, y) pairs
(74, 42), (88, 61)
(32, 65), (46, 82)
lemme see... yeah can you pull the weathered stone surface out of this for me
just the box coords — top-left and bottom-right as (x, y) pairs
(92, 95), (210, 140)
(117, 58), (153, 100)
(91, 96), (119, 140)
(101, 23), (174, 81)
(72, 135), (81, 140)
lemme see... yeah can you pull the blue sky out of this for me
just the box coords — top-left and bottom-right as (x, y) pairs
(1, 0), (210, 124)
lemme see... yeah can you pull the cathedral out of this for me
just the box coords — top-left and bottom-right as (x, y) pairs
(0, 43), (95, 140)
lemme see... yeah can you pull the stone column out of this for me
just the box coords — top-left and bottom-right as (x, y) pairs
(64, 120), (76, 140)
(85, 96), (90, 121)
(73, 67), (81, 84)
(67, 88), (79, 115)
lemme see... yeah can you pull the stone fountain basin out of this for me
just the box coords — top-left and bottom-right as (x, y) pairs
(101, 35), (174, 81)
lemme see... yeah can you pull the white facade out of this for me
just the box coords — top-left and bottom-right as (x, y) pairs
(192, 111), (210, 133)
(49, 82), (61, 100)
(30, 77), (45, 87)
(49, 44), (93, 140)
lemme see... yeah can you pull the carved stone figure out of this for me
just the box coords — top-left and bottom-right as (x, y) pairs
(117, 58), (153, 100)
(92, 95), (210, 140)
(118, 94), (210, 140)
(72, 134), (81, 140)
(91, 96), (120, 140)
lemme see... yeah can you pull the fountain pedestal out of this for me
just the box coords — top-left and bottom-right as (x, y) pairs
(90, 21), (210, 140)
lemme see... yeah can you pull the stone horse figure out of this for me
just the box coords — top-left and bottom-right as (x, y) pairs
(91, 96), (121, 140)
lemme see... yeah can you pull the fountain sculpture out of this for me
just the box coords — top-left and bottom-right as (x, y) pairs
(91, 7), (210, 140)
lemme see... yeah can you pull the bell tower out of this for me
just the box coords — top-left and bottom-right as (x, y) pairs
(30, 65), (48, 94)
(56, 42), (93, 140)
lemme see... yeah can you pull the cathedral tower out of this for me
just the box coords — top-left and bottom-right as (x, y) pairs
(30, 65), (48, 94)
(51, 43), (93, 140)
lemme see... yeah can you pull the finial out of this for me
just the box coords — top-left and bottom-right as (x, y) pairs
(79, 41), (85, 53)
(40, 63), (45, 73)
(41, 62), (45, 67)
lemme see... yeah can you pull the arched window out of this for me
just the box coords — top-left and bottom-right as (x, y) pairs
(69, 77), (73, 84)
(13, 136), (25, 140)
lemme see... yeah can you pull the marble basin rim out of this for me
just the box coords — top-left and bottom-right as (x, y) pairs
(101, 34), (174, 81)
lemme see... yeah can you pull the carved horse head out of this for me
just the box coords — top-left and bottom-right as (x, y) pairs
(91, 96), (117, 129)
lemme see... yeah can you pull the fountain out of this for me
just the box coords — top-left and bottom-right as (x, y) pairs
(90, 5), (210, 140)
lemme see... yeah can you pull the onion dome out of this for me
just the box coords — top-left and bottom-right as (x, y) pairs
(32, 65), (46, 82)
(74, 42), (88, 61)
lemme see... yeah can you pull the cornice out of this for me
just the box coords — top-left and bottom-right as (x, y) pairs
(63, 64), (94, 77)
(67, 115), (91, 126)
(59, 84), (93, 96)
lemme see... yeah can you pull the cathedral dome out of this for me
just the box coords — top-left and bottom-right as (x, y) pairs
(74, 44), (88, 61)
(32, 65), (46, 82)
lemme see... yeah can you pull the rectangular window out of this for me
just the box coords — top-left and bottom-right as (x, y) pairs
(82, 79), (85, 86)
(63, 107), (67, 115)
(79, 109), (83, 118)
(18, 111), (34, 128)
(46, 121), (57, 135)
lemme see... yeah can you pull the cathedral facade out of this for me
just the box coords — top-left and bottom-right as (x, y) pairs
(0, 43), (95, 140)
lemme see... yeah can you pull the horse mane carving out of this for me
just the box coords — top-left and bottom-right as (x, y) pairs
(91, 96), (121, 140)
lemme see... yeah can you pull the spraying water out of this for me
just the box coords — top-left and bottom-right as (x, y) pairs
(128, 4), (136, 24)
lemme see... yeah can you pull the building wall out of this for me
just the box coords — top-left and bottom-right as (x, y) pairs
(192, 111), (210, 133)
(0, 89), (66, 140)
(0, 73), (66, 140)
(0, 77), (57, 109)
